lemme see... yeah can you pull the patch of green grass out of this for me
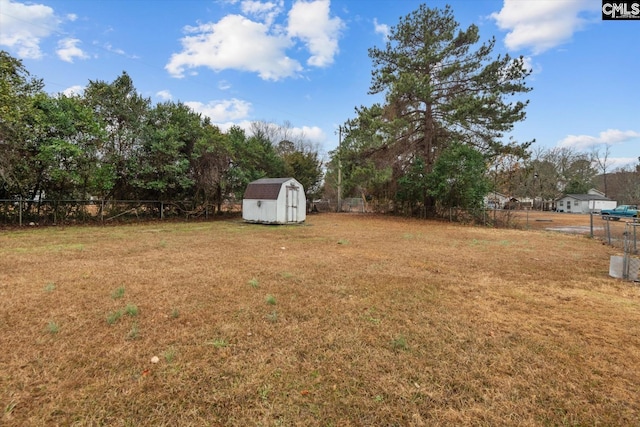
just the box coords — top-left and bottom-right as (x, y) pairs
(106, 310), (123, 325)
(266, 310), (278, 323)
(265, 294), (276, 305)
(209, 338), (228, 349)
(364, 309), (381, 325)
(248, 278), (259, 288)
(107, 303), (138, 325)
(4, 400), (17, 416)
(111, 286), (125, 299)
(163, 347), (177, 362)
(124, 303), (139, 316)
(259, 385), (271, 401)
(46, 321), (59, 334)
(44, 282), (56, 292)
(127, 322), (140, 340)
(280, 272), (294, 279)
(392, 335), (408, 351)
(170, 308), (180, 319)
(337, 239), (349, 245)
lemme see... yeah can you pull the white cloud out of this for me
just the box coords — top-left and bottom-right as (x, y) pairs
(598, 129), (640, 144)
(287, 0), (344, 67)
(212, 119), (254, 134)
(491, 0), (598, 54)
(156, 90), (172, 101)
(56, 38), (88, 62)
(183, 97), (326, 145)
(209, 120), (325, 146)
(61, 85), (84, 97)
(0, 0), (60, 59)
(218, 80), (232, 90)
(288, 125), (326, 144)
(373, 18), (389, 40)
(166, 0), (343, 79)
(67, 13), (78, 22)
(166, 15), (301, 80)
(103, 43), (138, 59)
(520, 56), (537, 74)
(185, 98), (252, 122)
(558, 129), (640, 151)
(608, 157), (639, 170)
(104, 43), (125, 55)
(240, 0), (284, 26)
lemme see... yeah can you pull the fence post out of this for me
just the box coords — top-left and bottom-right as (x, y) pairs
(19, 196), (22, 227)
(160, 202), (164, 220)
(101, 199), (104, 223)
(590, 212), (594, 238)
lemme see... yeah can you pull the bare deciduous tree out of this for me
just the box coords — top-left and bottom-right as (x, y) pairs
(592, 144), (612, 196)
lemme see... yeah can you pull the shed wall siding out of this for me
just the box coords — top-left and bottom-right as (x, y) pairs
(242, 200), (279, 223)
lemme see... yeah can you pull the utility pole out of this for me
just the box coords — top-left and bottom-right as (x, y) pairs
(337, 125), (342, 212)
(533, 172), (539, 211)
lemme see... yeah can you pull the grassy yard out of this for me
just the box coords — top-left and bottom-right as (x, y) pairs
(1, 213), (639, 426)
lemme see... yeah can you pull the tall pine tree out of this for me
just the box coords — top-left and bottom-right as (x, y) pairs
(340, 5), (532, 215)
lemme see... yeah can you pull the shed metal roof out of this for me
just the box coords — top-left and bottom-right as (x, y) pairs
(243, 178), (294, 200)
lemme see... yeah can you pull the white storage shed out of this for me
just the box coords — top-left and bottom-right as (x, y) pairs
(242, 177), (306, 224)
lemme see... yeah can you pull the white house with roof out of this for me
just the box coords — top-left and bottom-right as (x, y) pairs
(555, 189), (616, 214)
(484, 191), (510, 209)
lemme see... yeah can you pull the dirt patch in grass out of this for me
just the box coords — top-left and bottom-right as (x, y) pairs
(1, 214), (639, 426)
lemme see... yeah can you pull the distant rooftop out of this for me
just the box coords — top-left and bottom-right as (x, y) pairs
(561, 194), (612, 201)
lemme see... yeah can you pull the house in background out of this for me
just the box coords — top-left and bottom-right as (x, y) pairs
(555, 189), (616, 214)
(242, 177), (306, 224)
(484, 191), (510, 209)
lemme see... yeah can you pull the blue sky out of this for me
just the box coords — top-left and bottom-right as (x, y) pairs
(1, 0), (638, 169)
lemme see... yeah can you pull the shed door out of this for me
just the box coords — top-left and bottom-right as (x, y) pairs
(286, 185), (299, 222)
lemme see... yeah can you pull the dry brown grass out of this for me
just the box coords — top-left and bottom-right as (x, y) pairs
(1, 213), (639, 426)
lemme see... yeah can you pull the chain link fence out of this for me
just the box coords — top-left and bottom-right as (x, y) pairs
(0, 199), (240, 226)
(591, 214), (639, 282)
(621, 222), (640, 281)
(591, 215), (638, 252)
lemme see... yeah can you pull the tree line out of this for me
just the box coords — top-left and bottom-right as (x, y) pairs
(2, 4), (638, 222)
(321, 5), (638, 216)
(0, 51), (323, 215)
